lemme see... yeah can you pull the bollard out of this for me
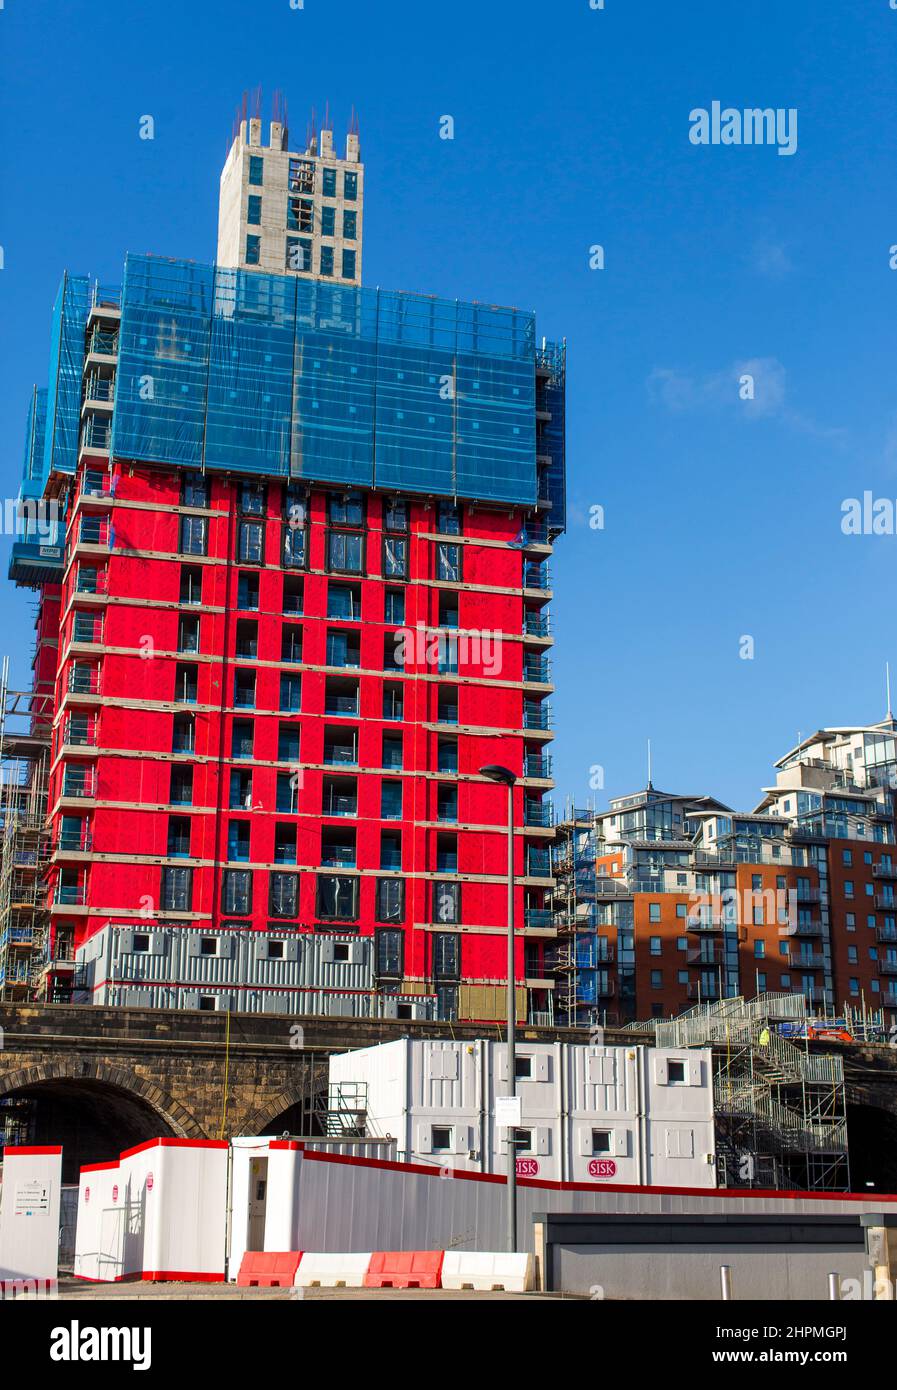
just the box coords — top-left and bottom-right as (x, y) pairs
(720, 1265), (732, 1301)
(828, 1272), (840, 1301)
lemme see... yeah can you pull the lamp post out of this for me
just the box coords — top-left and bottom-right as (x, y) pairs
(479, 762), (518, 1251)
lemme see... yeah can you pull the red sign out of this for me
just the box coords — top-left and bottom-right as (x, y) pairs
(147, 1172), (154, 1191)
(588, 1159), (617, 1179)
(84, 1187), (90, 1204)
(112, 1184), (119, 1203)
(516, 1158), (539, 1177)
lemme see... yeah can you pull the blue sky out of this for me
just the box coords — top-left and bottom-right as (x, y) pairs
(1, 0), (895, 813)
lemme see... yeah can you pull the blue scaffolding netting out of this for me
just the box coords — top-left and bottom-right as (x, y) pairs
(42, 272), (90, 483)
(111, 254), (560, 508)
(21, 386), (48, 497)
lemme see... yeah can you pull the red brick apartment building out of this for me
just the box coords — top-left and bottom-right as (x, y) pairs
(2, 111), (565, 1022)
(553, 724), (897, 1028)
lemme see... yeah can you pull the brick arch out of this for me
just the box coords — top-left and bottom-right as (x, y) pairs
(240, 1083), (318, 1139)
(0, 1061), (205, 1139)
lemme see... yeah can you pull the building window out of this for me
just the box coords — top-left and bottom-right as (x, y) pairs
(235, 619), (258, 659)
(383, 536), (408, 579)
(382, 733), (403, 770)
(234, 669), (256, 709)
(591, 1130), (612, 1155)
(247, 194), (262, 226)
(342, 249), (356, 280)
(344, 171), (358, 200)
(384, 588), (405, 625)
(321, 205), (336, 237)
(317, 875), (359, 922)
(167, 816), (191, 857)
(649, 936), (661, 956)
(667, 1060), (686, 1084)
(322, 168), (337, 197)
(230, 769), (252, 810)
(161, 865), (192, 912)
(650, 970), (662, 989)
(381, 781), (403, 820)
(343, 209), (357, 240)
(276, 771), (298, 814)
(433, 882), (460, 925)
(278, 724), (300, 763)
(179, 515), (207, 556)
(237, 571), (259, 610)
(437, 502), (461, 535)
(329, 493), (365, 527)
(376, 878), (405, 923)
(249, 155), (264, 185)
(177, 615), (200, 653)
(381, 830), (402, 870)
(181, 472), (208, 508)
(170, 765), (193, 806)
(280, 673), (301, 712)
(283, 574), (304, 615)
(649, 903), (661, 923)
(172, 713), (195, 754)
(227, 821), (250, 862)
(320, 246), (334, 277)
(179, 565), (203, 605)
(383, 683), (404, 722)
(281, 625), (303, 664)
(436, 542), (462, 583)
(231, 719), (254, 760)
(375, 927), (403, 976)
(274, 824), (297, 864)
(222, 870), (252, 916)
(328, 582), (362, 620)
(245, 234), (261, 265)
(327, 530), (364, 573)
(433, 931), (460, 978)
(238, 520), (264, 565)
(282, 523), (306, 569)
(286, 237), (312, 272)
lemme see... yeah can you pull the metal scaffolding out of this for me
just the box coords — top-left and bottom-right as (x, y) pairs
(0, 657), (53, 1001)
(656, 993), (850, 1193)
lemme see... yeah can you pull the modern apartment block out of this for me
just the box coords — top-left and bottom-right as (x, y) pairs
(217, 114), (363, 283)
(5, 104), (565, 1022)
(553, 719), (897, 1029)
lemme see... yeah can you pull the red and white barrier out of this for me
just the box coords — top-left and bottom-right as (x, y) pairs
(294, 1251), (371, 1288)
(441, 1251), (534, 1292)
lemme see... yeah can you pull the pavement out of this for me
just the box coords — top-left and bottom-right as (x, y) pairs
(55, 1275), (567, 1301)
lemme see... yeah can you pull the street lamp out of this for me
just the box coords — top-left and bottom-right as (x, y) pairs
(479, 763), (518, 1251)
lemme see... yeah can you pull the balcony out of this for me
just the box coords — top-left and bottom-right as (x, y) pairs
(791, 952), (826, 971)
(523, 563), (551, 591)
(63, 717), (97, 748)
(524, 908), (553, 930)
(526, 850), (552, 878)
(81, 417), (112, 451)
(876, 894), (897, 911)
(791, 919), (825, 937)
(686, 946), (725, 965)
(524, 753), (552, 779)
(86, 328), (119, 359)
(55, 884), (87, 906)
(523, 658), (551, 684)
(55, 831), (93, 854)
(876, 925), (897, 944)
(687, 982), (721, 1000)
(82, 374), (115, 408)
(873, 862), (897, 879)
(67, 667), (101, 696)
(75, 568), (108, 595)
(61, 773), (96, 799)
(523, 703), (552, 731)
(523, 612), (551, 638)
(795, 889), (821, 904)
(878, 959), (897, 976)
(78, 517), (111, 547)
(686, 914), (724, 932)
(524, 801), (555, 828)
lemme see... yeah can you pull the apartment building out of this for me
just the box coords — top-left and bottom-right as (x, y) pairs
(553, 720), (897, 1028)
(5, 105), (566, 1021)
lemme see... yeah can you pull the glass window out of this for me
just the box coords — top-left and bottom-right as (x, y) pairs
(342, 249), (356, 281)
(433, 882), (460, 925)
(383, 536), (408, 579)
(436, 502), (461, 534)
(328, 583), (361, 619)
(231, 720), (254, 760)
(245, 234), (261, 266)
(433, 931), (460, 977)
(376, 927), (403, 976)
(329, 493), (365, 526)
(383, 683), (404, 721)
(320, 245), (334, 277)
(249, 155), (264, 186)
(181, 472), (208, 508)
(247, 194), (262, 226)
(381, 781), (403, 820)
(343, 209), (357, 240)
(222, 870), (252, 915)
(376, 878), (405, 923)
(382, 734), (403, 770)
(317, 875), (359, 921)
(282, 523), (306, 569)
(280, 673), (301, 712)
(322, 168), (337, 197)
(321, 205), (336, 237)
(344, 171), (358, 200)
(276, 771), (298, 814)
(436, 542), (461, 582)
(179, 565), (203, 605)
(237, 571), (259, 609)
(179, 515), (207, 556)
(278, 724), (300, 762)
(161, 866), (192, 912)
(170, 765), (193, 806)
(286, 237), (312, 272)
(238, 520), (264, 565)
(270, 873), (298, 917)
(230, 769), (252, 810)
(327, 530), (364, 573)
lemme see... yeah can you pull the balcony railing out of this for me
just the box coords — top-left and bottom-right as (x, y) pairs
(524, 754), (552, 778)
(55, 884), (87, 905)
(67, 668), (101, 695)
(91, 283), (122, 312)
(873, 863), (897, 879)
(876, 894), (897, 910)
(523, 658), (551, 683)
(81, 418), (112, 450)
(523, 703), (552, 731)
(523, 613), (550, 637)
(791, 953), (826, 971)
(524, 908), (553, 929)
(76, 569), (108, 595)
(61, 773), (96, 798)
(87, 328), (119, 357)
(83, 374), (115, 404)
(56, 831), (92, 853)
(63, 717), (97, 746)
(78, 517), (111, 546)
(878, 959), (897, 976)
(523, 563), (551, 590)
(524, 801), (555, 828)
